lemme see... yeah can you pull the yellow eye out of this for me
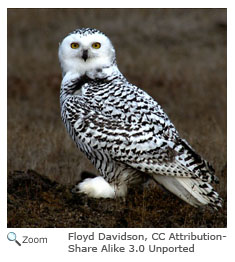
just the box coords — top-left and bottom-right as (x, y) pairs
(92, 42), (101, 49)
(71, 42), (79, 49)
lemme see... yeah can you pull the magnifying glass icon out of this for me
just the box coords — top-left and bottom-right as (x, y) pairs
(7, 232), (21, 246)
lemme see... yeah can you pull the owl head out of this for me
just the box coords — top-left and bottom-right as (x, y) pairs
(58, 28), (116, 77)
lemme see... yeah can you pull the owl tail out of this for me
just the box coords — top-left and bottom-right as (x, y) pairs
(152, 174), (223, 210)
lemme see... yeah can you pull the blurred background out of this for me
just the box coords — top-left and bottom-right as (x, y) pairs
(7, 9), (227, 226)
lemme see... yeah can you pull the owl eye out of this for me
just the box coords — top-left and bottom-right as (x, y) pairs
(71, 43), (79, 49)
(92, 42), (101, 49)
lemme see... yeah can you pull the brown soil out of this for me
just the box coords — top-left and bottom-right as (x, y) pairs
(7, 169), (226, 228)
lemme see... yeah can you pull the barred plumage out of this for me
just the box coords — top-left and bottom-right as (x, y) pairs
(58, 28), (222, 209)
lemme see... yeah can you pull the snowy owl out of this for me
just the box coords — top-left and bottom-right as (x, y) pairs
(58, 28), (222, 209)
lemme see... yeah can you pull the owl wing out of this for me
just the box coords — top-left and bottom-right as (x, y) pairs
(68, 98), (216, 183)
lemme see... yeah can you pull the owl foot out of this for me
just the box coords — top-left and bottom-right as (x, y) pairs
(72, 176), (116, 198)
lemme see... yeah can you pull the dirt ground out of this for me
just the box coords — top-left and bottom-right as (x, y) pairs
(7, 169), (226, 228)
(7, 9), (227, 228)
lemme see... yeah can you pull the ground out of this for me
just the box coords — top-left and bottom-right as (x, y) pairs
(8, 169), (226, 228)
(7, 9), (227, 227)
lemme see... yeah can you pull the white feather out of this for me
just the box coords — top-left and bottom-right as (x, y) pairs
(77, 176), (115, 198)
(153, 175), (212, 207)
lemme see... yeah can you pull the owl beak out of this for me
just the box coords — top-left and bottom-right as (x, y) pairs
(82, 50), (88, 61)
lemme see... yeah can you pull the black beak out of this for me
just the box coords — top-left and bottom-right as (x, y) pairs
(82, 50), (88, 61)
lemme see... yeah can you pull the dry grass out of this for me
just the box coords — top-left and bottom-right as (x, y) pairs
(8, 170), (227, 228)
(7, 8), (227, 227)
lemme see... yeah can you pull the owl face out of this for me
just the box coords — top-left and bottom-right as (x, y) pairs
(58, 29), (116, 77)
